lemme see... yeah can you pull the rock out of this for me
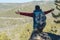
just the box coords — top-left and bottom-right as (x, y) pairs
(29, 30), (60, 40)
(29, 30), (51, 40)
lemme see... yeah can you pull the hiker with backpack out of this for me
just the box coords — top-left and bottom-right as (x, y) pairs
(16, 5), (54, 33)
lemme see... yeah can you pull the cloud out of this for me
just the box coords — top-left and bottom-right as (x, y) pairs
(0, 0), (33, 3)
(35, 0), (54, 1)
(0, 0), (54, 3)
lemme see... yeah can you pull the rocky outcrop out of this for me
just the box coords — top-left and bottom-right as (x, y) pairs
(29, 30), (60, 40)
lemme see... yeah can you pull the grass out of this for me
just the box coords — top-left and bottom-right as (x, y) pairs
(0, 32), (11, 40)
(0, 2), (60, 40)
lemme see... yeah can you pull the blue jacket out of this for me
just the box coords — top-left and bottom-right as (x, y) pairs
(33, 9), (46, 29)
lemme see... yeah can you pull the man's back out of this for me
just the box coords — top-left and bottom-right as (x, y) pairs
(33, 9), (46, 30)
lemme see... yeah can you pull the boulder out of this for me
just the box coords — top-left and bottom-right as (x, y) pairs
(29, 30), (60, 40)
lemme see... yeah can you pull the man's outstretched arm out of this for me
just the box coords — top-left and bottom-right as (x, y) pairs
(16, 11), (33, 17)
(44, 9), (54, 14)
(16, 9), (54, 17)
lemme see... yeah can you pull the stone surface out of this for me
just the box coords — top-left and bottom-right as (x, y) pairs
(29, 30), (60, 40)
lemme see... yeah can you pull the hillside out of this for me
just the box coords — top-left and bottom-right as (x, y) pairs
(0, 1), (60, 40)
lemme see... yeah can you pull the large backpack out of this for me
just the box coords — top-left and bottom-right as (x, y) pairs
(33, 9), (46, 29)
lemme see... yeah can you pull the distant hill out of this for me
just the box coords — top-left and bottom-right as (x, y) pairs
(0, 1), (60, 40)
(0, 1), (55, 17)
(0, 1), (54, 12)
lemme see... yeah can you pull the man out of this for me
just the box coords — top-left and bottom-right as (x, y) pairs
(16, 5), (54, 32)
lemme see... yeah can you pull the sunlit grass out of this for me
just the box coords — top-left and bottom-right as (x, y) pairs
(0, 3), (60, 40)
(0, 32), (11, 40)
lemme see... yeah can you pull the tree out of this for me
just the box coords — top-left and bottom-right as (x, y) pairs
(52, 0), (60, 23)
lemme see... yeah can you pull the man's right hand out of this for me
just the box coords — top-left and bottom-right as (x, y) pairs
(15, 10), (20, 14)
(51, 9), (55, 11)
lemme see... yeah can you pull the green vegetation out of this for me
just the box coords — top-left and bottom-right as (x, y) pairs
(0, 2), (60, 40)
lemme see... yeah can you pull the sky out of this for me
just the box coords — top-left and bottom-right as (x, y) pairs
(0, 0), (54, 3)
